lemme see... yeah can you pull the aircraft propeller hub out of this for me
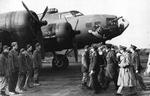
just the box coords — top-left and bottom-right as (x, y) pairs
(40, 20), (48, 26)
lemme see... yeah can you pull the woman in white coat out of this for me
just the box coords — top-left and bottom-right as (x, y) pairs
(116, 45), (136, 96)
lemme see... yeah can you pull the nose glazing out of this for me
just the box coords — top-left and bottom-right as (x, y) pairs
(118, 17), (129, 32)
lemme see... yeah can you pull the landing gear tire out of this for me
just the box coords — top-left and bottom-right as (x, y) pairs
(52, 54), (69, 70)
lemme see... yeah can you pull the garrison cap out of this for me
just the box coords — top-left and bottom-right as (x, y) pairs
(92, 45), (98, 50)
(106, 44), (112, 49)
(119, 45), (127, 51)
(20, 48), (25, 53)
(130, 44), (137, 50)
(11, 42), (17, 47)
(35, 43), (40, 47)
(3, 45), (10, 50)
(27, 44), (31, 49)
(84, 45), (89, 49)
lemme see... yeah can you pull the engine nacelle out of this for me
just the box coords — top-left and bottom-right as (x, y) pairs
(0, 10), (41, 47)
(55, 22), (74, 48)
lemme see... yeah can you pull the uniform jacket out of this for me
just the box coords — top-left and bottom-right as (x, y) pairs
(117, 52), (136, 87)
(105, 50), (118, 78)
(33, 49), (42, 69)
(26, 51), (33, 70)
(131, 51), (142, 72)
(18, 52), (27, 74)
(99, 53), (105, 67)
(8, 49), (19, 72)
(0, 52), (9, 76)
(81, 50), (90, 73)
(89, 50), (100, 73)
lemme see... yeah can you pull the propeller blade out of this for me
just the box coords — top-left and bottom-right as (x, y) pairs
(72, 39), (78, 62)
(64, 16), (68, 23)
(74, 19), (79, 30)
(22, 1), (39, 22)
(40, 6), (48, 21)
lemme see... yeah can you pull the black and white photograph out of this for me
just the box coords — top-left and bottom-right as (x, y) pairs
(0, 0), (149, 96)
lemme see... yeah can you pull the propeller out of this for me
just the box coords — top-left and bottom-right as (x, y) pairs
(63, 17), (80, 62)
(22, 1), (48, 26)
(40, 6), (48, 21)
(72, 19), (79, 62)
(22, 1), (39, 23)
(22, 1), (48, 58)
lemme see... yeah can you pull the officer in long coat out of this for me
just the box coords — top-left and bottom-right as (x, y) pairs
(16, 48), (27, 93)
(81, 45), (90, 88)
(0, 45), (10, 96)
(8, 42), (19, 95)
(33, 43), (42, 86)
(130, 45), (146, 90)
(103, 44), (119, 90)
(24, 44), (34, 89)
(88, 45), (100, 94)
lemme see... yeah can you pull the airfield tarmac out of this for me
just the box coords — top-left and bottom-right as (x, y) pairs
(8, 57), (150, 96)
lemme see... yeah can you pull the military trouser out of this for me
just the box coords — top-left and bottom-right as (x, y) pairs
(103, 72), (118, 90)
(0, 76), (7, 93)
(98, 67), (105, 87)
(8, 71), (19, 92)
(33, 68), (40, 83)
(135, 73), (146, 89)
(82, 72), (89, 86)
(88, 72), (100, 92)
(24, 69), (34, 88)
(16, 73), (26, 90)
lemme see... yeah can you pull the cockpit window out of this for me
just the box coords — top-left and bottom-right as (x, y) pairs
(70, 11), (84, 17)
(60, 11), (84, 19)
(61, 12), (73, 19)
(106, 18), (117, 26)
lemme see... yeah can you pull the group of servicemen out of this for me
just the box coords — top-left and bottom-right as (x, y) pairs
(81, 43), (147, 95)
(0, 42), (42, 96)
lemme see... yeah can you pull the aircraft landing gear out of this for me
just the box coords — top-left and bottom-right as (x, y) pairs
(52, 54), (69, 70)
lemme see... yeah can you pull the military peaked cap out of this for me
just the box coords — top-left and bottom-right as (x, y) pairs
(130, 44), (137, 50)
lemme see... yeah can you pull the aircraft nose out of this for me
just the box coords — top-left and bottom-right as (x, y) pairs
(117, 17), (129, 32)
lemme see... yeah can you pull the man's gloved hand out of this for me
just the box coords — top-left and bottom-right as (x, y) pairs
(89, 70), (94, 76)
(88, 30), (93, 33)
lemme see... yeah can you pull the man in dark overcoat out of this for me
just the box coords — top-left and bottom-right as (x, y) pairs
(103, 44), (119, 90)
(130, 45), (146, 90)
(0, 45), (10, 96)
(88, 45), (100, 94)
(16, 48), (27, 93)
(24, 44), (34, 89)
(8, 42), (20, 95)
(33, 43), (42, 86)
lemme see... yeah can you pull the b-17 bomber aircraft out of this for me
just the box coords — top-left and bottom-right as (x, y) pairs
(38, 8), (129, 70)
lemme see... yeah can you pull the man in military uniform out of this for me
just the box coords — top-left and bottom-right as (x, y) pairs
(103, 44), (119, 90)
(8, 42), (20, 95)
(81, 45), (90, 89)
(130, 45), (146, 90)
(16, 48), (27, 93)
(0, 45), (10, 96)
(88, 45), (100, 94)
(33, 43), (42, 86)
(97, 46), (106, 88)
(24, 44), (34, 89)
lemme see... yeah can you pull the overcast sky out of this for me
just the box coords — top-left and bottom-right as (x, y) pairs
(0, 0), (150, 48)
